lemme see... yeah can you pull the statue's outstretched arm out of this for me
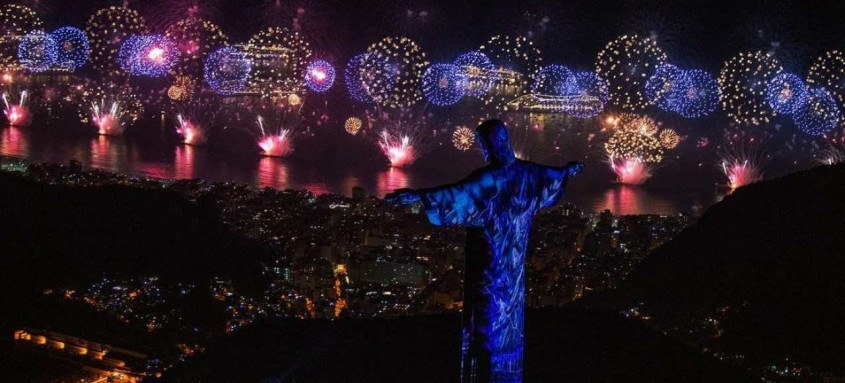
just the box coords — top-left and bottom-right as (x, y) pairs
(384, 167), (492, 206)
(384, 188), (421, 205)
(549, 161), (585, 179)
(385, 169), (494, 227)
(536, 161), (584, 208)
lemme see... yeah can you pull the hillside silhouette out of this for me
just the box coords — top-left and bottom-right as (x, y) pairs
(4, 163), (843, 380)
(609, 163), (845, 372)
(0, 171), (271, 320)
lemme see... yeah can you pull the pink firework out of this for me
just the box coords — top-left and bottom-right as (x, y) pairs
(2, 91), (31, 127)
(718, 130), (766, 192)
(173, 97), (221, 145)
(257, 115), (293, 157)
(366, 106), (431, 168)
(818, 144), (845, 165)
(91, 101), (124, 136)
(609, 157), (654, 185)
(378, 131), (415, 167)
(176, 114), (206, 145)
(721, 158), (761, 191)
(243, 97), (304, 157)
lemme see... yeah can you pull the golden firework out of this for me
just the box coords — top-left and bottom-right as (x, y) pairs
(167, 76), (195, 101)
(596, 35), (667, 112)
(344, 117), (362, 135)
(658, 129), (680, 149)
(718, 51), (782, 126)
(452, 126), (475, 151)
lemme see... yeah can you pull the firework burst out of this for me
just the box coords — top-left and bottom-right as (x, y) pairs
(0, 4), (43, 70)
(173, 97), (220, 145)
(84, 7), (147, 76)
(718, 51), (782, 126)
(344, 116), (362, 135)
(766, 72), (808, 116)
(478, 35), (542, 109)
(604, 114), (666, 185)
(304, 59), (335, 93)
(78, 82), (143, 136)
(164, 17), (228, 78)
(454, 50), (496, 98)
(609, 158), (656, 186)
(17, 31), (57, 73)
(369, 107), (430, 167)
(672, 69), (720, 118)
(361, 36), (428, 109)
(793, 87), (841, 137)
(379, 131), (415, 167)
(49, 26), (89, 71)
(645, 63), (683, 110)
(168, 75), (196, 102)
(807, 50), (845, 112)
(421, 63), (466, 106)
(569, 71), (609, 118)
(2, 90), (30, 127)
(204, 46), (252, 96)
(596, 35), (667, 112)
(452, 125), (475, 151)
(658, 128), (680, 149)
(248, 99), (304, 157)
(717, 136), (766, 192)
(344, 53), (374, 104)
(246, 27), (312, 97)
(118, 34), (178, 77)
(720, 156), (762, 191)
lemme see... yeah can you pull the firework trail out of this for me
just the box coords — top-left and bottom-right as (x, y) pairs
(2, 90), (30, 127)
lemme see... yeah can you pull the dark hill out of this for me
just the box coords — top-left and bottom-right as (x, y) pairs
(0, 171), (271, 319)
(609, 163), (845, 371)
(164, 308), (750, 382)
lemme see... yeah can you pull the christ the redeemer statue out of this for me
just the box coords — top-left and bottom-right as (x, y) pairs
(386, 119), (583, 383)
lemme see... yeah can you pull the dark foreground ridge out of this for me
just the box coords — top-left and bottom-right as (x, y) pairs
(605, 163), (845, 375)
(0, 163), (749, 382)
(0, 170), (272, 317)
(3, 162), (843, 381)
(164, 309), (749, 382)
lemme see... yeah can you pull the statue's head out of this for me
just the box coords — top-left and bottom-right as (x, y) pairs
(476, 119), (516, 166)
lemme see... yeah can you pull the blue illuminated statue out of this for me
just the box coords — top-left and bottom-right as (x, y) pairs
(386, 120), (583, 383)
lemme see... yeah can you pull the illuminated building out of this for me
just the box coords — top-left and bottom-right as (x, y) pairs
(14, 328), (150, 382)
(245, 27), (312, 97)
(506, 93), (603, 115)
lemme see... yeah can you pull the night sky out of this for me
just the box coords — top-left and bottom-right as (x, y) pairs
(22, 0), (845, 73)
(6, 0), (845, 210)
